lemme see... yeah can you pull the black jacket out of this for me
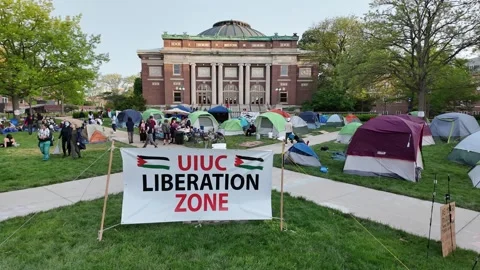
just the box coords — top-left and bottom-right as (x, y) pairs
(59, 126), (72, 140)
(126, 121), (135, 132)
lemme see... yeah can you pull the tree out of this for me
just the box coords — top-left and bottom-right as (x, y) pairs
(133, 77), (142, 96)
(0, 0), (108, 117)
(366, 0), (480, 112)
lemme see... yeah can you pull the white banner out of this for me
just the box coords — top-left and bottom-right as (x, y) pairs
(120, 148), (273, 224)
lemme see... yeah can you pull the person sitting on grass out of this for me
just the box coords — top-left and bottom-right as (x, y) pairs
(0, 134), (16, 148)
(245, 123), (256, 136)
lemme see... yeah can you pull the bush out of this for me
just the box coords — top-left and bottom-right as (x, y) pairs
(357, 114), (378, 122)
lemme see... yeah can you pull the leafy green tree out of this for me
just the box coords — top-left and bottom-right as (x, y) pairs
(133, 77), (142, 96)
(365, 0), (480, 112)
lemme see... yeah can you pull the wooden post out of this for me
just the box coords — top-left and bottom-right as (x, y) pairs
(280, 142), (285, 231)
(98, 140), (115, 241)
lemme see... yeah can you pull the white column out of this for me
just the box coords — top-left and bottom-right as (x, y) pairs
(245, 64), (251, 105)
(190, 63), (196, 105)
(238, 64), (244, 105)
(211, 63), (217, 105)
(218, 63), (223, 105)
(265, 64), (271, 106)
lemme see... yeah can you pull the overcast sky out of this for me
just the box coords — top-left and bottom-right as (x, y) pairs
(51, 0), (372, 76)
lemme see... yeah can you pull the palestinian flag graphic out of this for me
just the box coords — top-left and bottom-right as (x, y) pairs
(234, 155), (264, 170)
(137, 155), (170, 170)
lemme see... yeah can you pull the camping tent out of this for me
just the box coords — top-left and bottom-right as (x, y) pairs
(142, 109), (163, 121)
(299, 111), (320, 129)
(208, 105), (229, 123)
(344, 115), (424, 182)
(238, 117), (249, 128)
(291, 116), (309, 135)
(319, 115), (329, 125)
(269, 109), (291, 119)
(188, 111), (219, 132)
(254, 112), (286, 138)
(284, 143), (321, 167)
(344, 114), (361, 124)
(219, 119), (244, 136)
(336, 122), (362, 144)
(326, 114), (344, 127)
(85, 124), (108, 143)
(448, 131), (480, 166)
(117, 109), (142, 128)
(468, 161), (480, 188)
(430, 113), (480, 142)
(173, 105), (192, 113)
(395, 114), (435, 146)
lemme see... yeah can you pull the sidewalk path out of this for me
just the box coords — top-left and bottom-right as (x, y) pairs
(1, 130), (479, 253)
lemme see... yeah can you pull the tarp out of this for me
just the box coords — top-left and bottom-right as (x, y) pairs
(219, 119), (244, 136)
(117, 109), (142, 127)
(208, 105), (229, 123)
(448, 131), (480, 166)
(188, 111), (219, 132)
(395, 114), (435, 146)
(142, 109), (163, 121)
(336, 122), (362, 144)
(291, 116), (309, 135)
(254, 112), (286, 138)
(269, 109), (291, 119)
(238, 117), (249, 128)
(326, 114), (344, 127)
(468, 162), (480, 188)
(164, 108), (190, 115)
(284, 143), (321, 167)
(86, 124), (108, 143)
(172, 105), (192, 113)
(430, 113), (480, 142)
(208, 105), (229, 114)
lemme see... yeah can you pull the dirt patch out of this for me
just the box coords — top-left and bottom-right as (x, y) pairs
(239, 141), (264, 148)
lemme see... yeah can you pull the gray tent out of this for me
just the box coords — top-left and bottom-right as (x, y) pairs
(291, 116), (309, 135)
(284, 143), (321, 167)
(430, 113), (480, 142)
(448, 131), (480, 166)
(468, 161), (480, 188)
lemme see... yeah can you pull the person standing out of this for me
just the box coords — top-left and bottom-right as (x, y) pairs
(58, 121), (72, 157)
(70, 124), (81, 159)
(126, 117), (135, 144)
(24, 114), (34, 135)
(161, 119), (170, 145)
(36, 113), (43, 129)
(111, 114), (117, 133)
(148, 116), (156, 142)
(284, 118), (294, 144)
(37, 124), (51, 161)
(139, 120), (147, 142)
(143, 122), (158, 148)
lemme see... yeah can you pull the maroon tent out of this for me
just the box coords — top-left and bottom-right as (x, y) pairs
(394, 114), (435, 145)
(344, 115), (425, 182)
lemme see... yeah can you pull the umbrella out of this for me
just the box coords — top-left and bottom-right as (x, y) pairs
(164, 108), (190, 115)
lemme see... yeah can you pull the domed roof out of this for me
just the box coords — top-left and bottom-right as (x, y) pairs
(198, 20), (265, 38)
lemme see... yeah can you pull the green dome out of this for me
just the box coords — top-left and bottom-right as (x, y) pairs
(198, 20), (265, 38)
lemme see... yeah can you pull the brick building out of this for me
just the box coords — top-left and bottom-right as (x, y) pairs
(137, 20), (317, 109)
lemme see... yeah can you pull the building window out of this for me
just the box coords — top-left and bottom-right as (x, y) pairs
(173, 64), (181, 75)
(173, 92), (182, 103)
(280, 93), (288, 103)
(197, 83), (212, 105)
(149, 66), (162, 77)
(2, 97), (8, 103)
(223, 84), (238, 105)
(250, 84), (265, 105)
(152, 82), (160, 86)
(280, 65), (288, 77)
(299, 68), (312, 78)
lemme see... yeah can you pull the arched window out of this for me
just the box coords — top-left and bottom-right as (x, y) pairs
(250, 84), (265, 105)
(197, 83), (212, 105)
(223, 83), (239, 105)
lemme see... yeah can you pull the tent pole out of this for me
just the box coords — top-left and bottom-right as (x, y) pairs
(280, 142), (285, 231)
(98, 140), (115, 241)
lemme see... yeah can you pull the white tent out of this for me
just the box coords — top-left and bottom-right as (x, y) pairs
(448, 131), (480, 166)
(188, 111), (219, 132)
(291, 116), (309, 135)
(468, 163), (480, 188)
(326, 114), (344, 127)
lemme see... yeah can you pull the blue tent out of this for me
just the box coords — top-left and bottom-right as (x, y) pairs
(320, 115), (329, 124)
(208, 105), (229, 114)
(173, 105), (192, 113)
(284, 143), (321, 167)
(116, 109), (142, 127)
(299, 111), (321, 129)
(238, 117), (249, 128)
(9, 119), (19, 126)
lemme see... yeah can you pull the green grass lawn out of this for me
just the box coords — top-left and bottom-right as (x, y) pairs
(274, 141), (480, 211)
(0, 192), (476, 269)
(0, 131), (132, 192)
(184, 134), (280, 149)
(308, 125), (341, 135)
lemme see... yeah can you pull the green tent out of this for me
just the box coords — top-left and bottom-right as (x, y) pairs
(219, 119), (244, 136)
(254, 112), (286, 138)
(188, 111), (219, 131)
(142, 109), (163, 121)
(336, 122), (362, 144)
